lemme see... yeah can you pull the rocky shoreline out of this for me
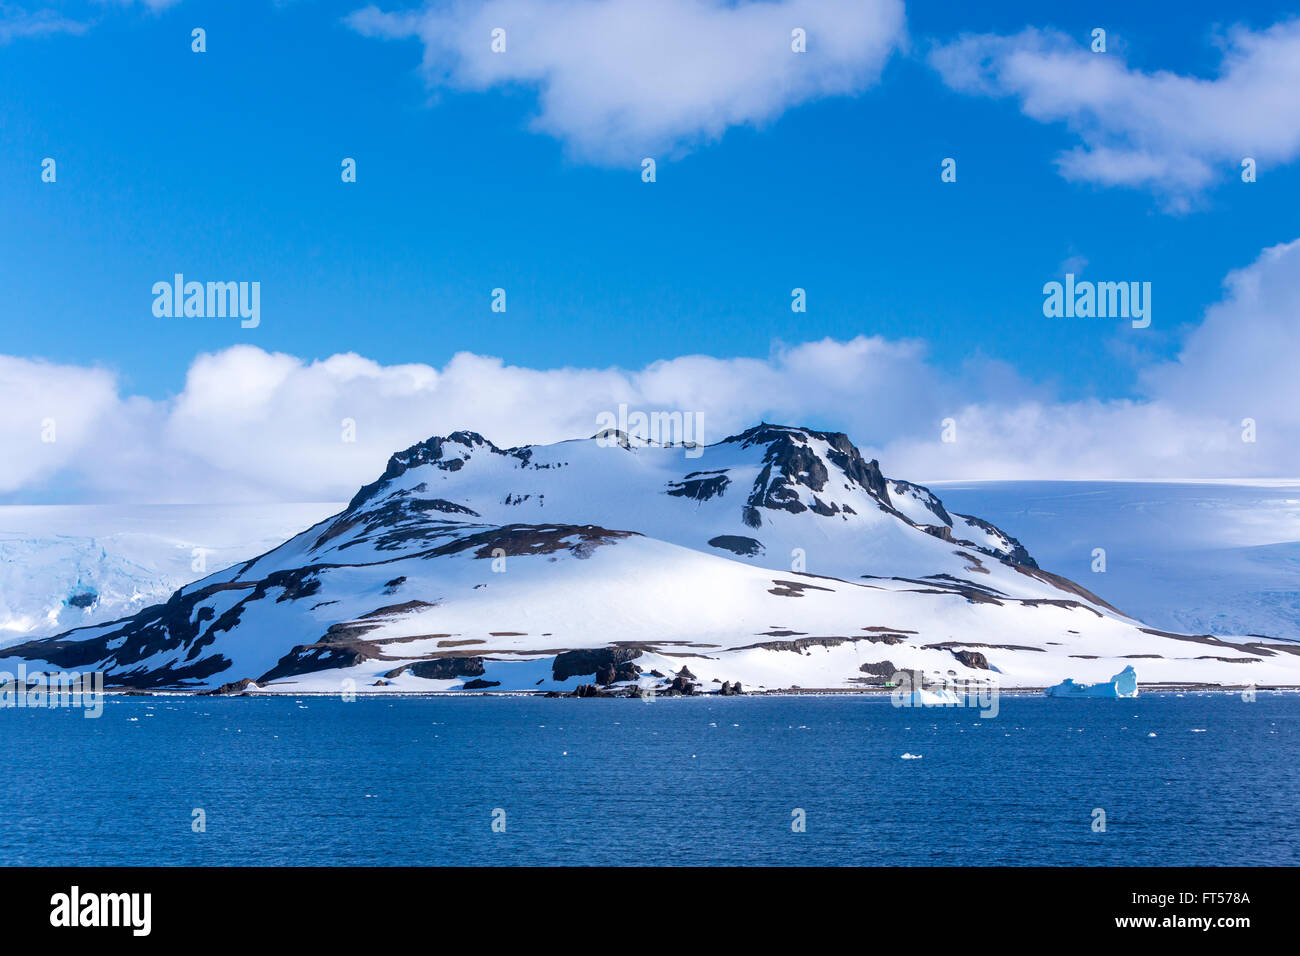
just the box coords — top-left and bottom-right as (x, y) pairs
(117, 682), (1296, 698)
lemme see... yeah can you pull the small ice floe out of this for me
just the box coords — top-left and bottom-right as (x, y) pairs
(900, 752), (923, 760)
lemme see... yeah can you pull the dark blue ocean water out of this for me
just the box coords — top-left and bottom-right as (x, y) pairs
(2, 693), (1296, 866)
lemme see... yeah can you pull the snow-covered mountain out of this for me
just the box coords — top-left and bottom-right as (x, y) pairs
(7, 425), (1300, 692)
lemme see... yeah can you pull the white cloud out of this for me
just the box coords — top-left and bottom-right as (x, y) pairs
(0, 4), (90, 42)
(0, 356), (118, 493)
(5, 239), (1300, 501)
(92, 0), (182, 10)
(0, 1), (183, 44)
(929, 21), (1300, 204)
(347, 0), (907, 163)
(1141, 238), (1300, 427)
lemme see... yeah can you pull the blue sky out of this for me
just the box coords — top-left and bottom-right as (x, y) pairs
(3, 0), (1300, 501)
(1, 0), (1296, 400)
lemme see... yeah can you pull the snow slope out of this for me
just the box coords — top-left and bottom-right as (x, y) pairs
(0, 504), (340, 646)
(7, 426), (1300, 692)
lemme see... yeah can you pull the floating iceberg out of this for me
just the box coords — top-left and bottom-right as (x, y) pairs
(1044, 666), (1138, 699)
(900, 687), (961, 707)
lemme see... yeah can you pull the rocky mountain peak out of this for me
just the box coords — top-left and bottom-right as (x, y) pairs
(719, 423), (894, 526)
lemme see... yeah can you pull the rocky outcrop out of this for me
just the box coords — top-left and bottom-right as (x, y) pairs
(199, 678), (259, 696)
(707, 535), (764, 556)
(952, 649), (991, 670)
(595, 660), (642, 685)
(384, 656), (486, 680)
(858, 661), (898, 683)
(553, 647), (643, 682)
(668, 675), (696, 695)
(67, 589), (98, 609)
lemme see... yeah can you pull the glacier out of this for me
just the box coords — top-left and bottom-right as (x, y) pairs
(935, 480), (1300, 641)
(0, 503), (339, 647)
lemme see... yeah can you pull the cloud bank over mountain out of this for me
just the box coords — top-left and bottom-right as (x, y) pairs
(5, 237), (1298, 502)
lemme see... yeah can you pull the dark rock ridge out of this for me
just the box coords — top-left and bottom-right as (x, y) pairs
(953, 514), (1038, 569)
(667, 472), (731, 501)
(857, 661), (898, 684)
(732, 423), (890, 528)
(260, 646), (367, 683)
(384, 657), (486, 680)
(890, 479), (953, 525)
(346, 430), (534, 513)
(715, 425), (1040, 571)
